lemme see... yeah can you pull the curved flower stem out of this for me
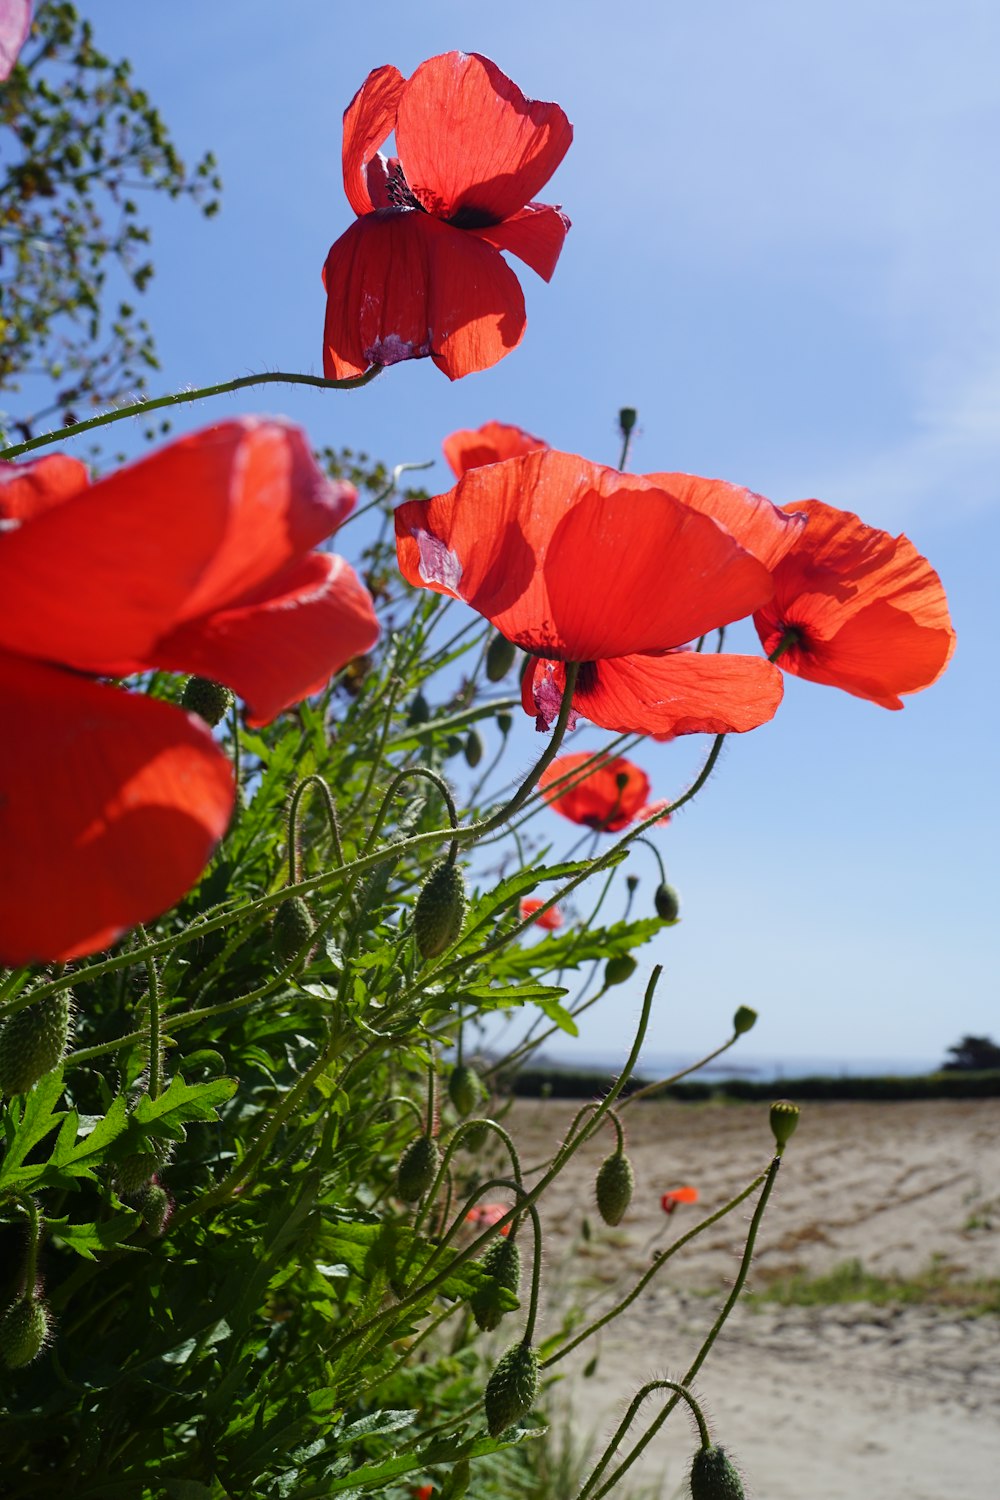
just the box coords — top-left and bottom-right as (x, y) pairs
(588, 1156), (782, 1500)
(476, 661), (581, 834)
(365, 766), (459, 863)
(633, 835), (668, 888)
(580, 1379), (711, 1500)
(0, 366), (383, 461)
(287, 774), (345, 883)
(543, 1168), (768, 1368)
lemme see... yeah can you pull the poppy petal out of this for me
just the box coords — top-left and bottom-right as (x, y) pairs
(525, 652), (784, 737)
(154, 552), (381, 726)
(323, 210), (526, 382)
(0, 454), (90, 522)
(442, 420), (548, 478)
(538, 752), (651, 830)
(341, 64), (406, 216)
(0, 420), (355, 675)
(395, 52), (572, 224)
(0, 0), (31, 81)
(0, 651), (234, 965)
(396, 452), (776, 659)
(753, 499), (956, 706)
(470, 202), (571, 282)
(646, 472), (807, 569)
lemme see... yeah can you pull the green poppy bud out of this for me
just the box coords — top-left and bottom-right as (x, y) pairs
(180, 676), (233, 727)
(689, 1444), (746, 1499)
(470, 1234), (521, 1332)
(654, 883), (680, 922)
(485, 632), (518, 682)
(618, 407), (638, 437)
(496, 711), (513, 736)
(464, 729), (484, 767)
(448, 1064), (484, 1118)
(396, 1134), (441, 1202)
(769, 1099), (800, 1153)
(0, 1298), (50, 1369)
(407, 691), (430, 726)
(414, 860), (467, 960)
(605, 954), (637, 987)
(484, 1341), (539, 1436)
(595, 1150), (635, 1226)
(732, 1005), (757, 1036)
(0, 992), (73, 1095)
(272, 897), (315, 961)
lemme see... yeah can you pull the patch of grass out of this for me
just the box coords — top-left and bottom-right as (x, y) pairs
(750, 1257), (1000, 1315)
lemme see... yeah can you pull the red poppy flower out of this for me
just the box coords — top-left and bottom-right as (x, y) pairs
(395, 451), (803, 737)
(411, 1487), (434, 1500)
(539, 753), (651, 832)
(323, 52), (572, 381)
(0, 419), (380, 965)
(443, 421), (549, 478)
(466, 1202), (511, 1236)
(753, 499), (956, 708)
(661, 1186), (699, 1215)
(519, 898), (564, 930)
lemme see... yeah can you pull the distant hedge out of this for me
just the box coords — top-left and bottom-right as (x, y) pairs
(505, 1068), (1000, 1102)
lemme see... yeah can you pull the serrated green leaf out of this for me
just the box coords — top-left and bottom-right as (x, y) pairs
(0, 1066), (66, 1186)
(46, 1211), (141, 1259)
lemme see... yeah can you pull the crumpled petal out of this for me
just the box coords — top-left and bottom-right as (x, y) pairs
(0, 650), (234, 964)
(753, 499), (956, 707)
(323, 210), (525, 382)
(154, 552), (381, 726)
(0, 419), (356, 675)
(396, 52), (572, 224)
(647, 471), (806, 570)
(470, 201), (571, 282)
(341, 63), (405, 216)
(524, 651), (784, 737)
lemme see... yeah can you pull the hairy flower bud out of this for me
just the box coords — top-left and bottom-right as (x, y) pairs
(0, 992), (73, 1095)
(484, 1340), (539, 1436)
(272, 897), (315, 961)
(180, 675), (234, 727)
(595, 1149), (635, 1226)
(604, 954), (637, 987)
(0, 1298), (50, 1369)
(485, 632), (518, 682)
(654, 882), (680, 922)
(407, 690), (430, 726)
(689, 1445), (746, 1499)
(732, 1005), (757, 1036)
(396, 1134), (441, 1202)
(448, 1064), (484, 1118)
(470, 1234), (521, 1331)
(414, 860), (466, 960)
(114, 1138), (173, 1198)
(464, 729), (484, 768)
(496, 711), (513, 737)
(769, 1099), (800, 1153)
(618, 407), (638, 436)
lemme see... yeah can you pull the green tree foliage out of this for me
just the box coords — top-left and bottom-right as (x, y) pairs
(0, 2), (220, 440)
(942, 1034), (1000, 1071)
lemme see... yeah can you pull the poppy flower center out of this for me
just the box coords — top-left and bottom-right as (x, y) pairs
(385, 163), (425, 213)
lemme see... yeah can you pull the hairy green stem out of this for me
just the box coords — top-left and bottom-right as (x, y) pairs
(581, 1379), (710, 1499)
(0, 366), (383, 461)
(589, 1156), (782, 1500)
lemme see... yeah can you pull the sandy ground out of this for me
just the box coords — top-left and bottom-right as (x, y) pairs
(498, 1098), (1000, 1499)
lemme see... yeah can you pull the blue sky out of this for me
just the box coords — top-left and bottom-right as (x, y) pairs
(41, 2), (999, 1067)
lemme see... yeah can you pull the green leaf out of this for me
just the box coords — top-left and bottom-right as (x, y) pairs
(46, 1211), (142, 1260)
(0, 1066), (66, 1187)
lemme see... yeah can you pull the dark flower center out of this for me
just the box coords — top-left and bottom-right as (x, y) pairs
(385, 163), (424, 212)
